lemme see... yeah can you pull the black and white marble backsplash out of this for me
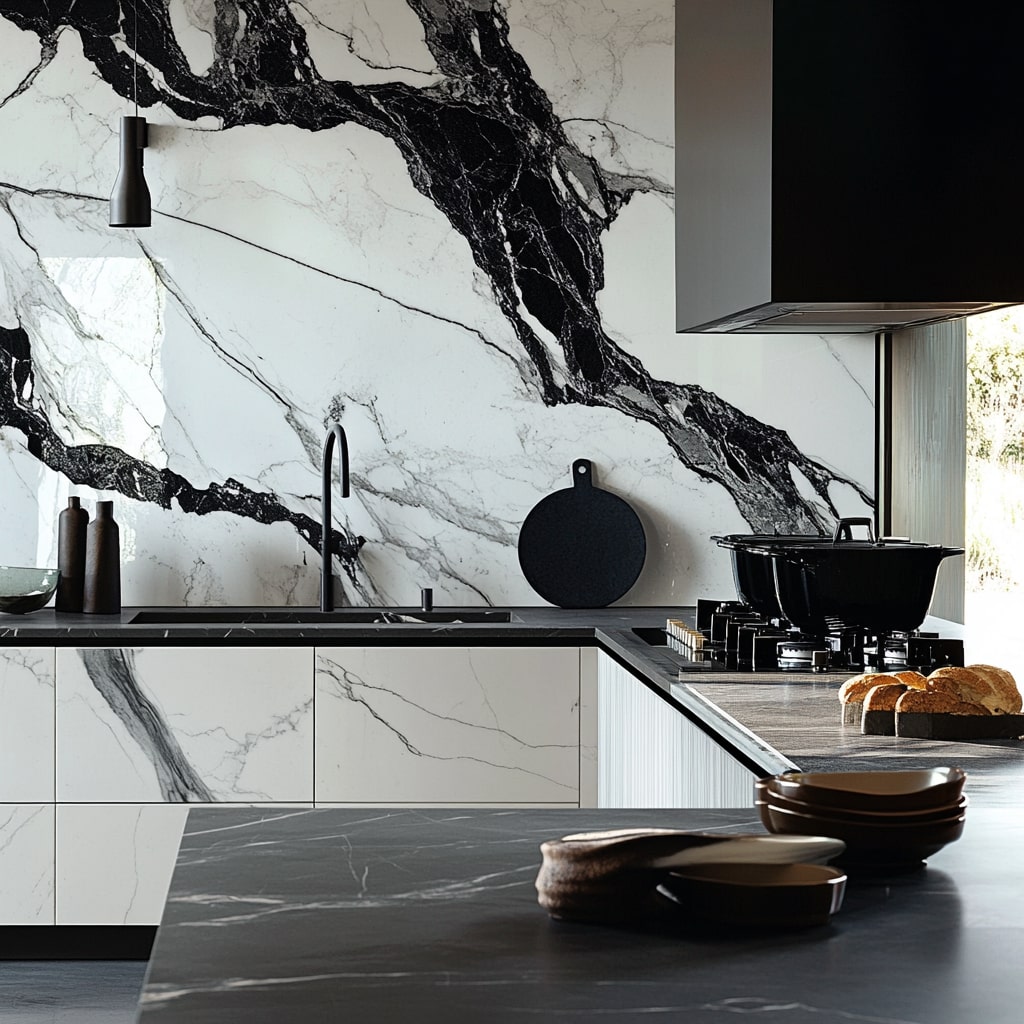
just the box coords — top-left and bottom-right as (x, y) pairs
(0, 1), (874, 606)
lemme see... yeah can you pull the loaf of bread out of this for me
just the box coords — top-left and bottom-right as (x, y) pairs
(892, 670), (928, 690)
(863, 683), (909, 711)
(896, 688), (990, 715)
(971, 664), (1022, 712)
(926, 664), (1022, 715)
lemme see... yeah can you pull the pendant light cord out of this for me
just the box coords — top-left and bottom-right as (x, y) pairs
(133, 0), (138, 118)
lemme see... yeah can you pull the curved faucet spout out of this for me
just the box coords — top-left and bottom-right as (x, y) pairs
(321, 423), (350, 612)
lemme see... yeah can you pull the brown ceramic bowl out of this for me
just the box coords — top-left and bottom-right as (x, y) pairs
(658, 862), (847, 929)
(758, 800), (966, 868)
(755, 779), (967, 823)
(765, 768), (966, 813)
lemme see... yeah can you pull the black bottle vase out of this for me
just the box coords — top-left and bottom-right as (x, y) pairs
(83, 501), (121, 614)
(55, 497), (90, 612)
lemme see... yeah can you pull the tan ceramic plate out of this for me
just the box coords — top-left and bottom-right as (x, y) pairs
(766, 767), (966, 812)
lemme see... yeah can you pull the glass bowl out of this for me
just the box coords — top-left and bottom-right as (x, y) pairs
(0, 567), (60, 614)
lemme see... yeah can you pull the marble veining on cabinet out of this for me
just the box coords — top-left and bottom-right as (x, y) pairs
(315, 647), (581, 804)
(56, 647), (315, 803)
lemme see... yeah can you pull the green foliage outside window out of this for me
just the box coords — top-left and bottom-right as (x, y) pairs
(967, 309), (1024, 590)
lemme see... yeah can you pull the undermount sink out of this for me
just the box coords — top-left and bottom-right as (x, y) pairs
(128, 608), (513, 625)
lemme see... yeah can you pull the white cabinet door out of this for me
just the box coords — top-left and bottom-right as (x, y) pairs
(315, 647), (580, 804)
(57, 647), (314, 802)
(56, 804), (190, 925)
(0, 647), (55, 802)
(55, 803), (313, 925)
(0, 805), (54, 924)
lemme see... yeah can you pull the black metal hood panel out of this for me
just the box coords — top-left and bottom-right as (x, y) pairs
(676, 1), (1024, 334)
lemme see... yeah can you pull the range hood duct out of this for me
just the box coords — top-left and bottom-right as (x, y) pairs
(676, 1), (1024, 334)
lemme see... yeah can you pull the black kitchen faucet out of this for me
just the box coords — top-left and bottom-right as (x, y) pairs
(320, 422), (355, 612)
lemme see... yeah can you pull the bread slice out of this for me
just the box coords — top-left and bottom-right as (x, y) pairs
(863, 683), (909, 711)
(892, 670), (928, 690)
(839, 672), (900, 704)
(839, 672), (900, 725)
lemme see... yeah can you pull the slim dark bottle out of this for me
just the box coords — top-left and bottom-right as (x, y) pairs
(83, 500), (121, 614)
(55, 497), (90, 612)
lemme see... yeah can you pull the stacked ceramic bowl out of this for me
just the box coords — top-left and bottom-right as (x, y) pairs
(756, 767), (967, 870)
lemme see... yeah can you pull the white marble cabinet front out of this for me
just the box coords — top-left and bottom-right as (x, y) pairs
(0, 648), (56, 924)
(315, 647), (581, 805)
(1, 647), (56, 802)
(56, 647), (315, 802)
(56, 804), (190, 925)
(0, 805), (55, 925)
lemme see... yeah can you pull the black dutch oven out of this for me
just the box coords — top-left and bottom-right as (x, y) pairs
(712, 518), (964, 635)
(713, 532), (837, 619)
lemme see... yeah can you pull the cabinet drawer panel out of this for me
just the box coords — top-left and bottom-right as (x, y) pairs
(57, 647), (314, 802)
(56, 804), (190, 925)
(315, 647), (579, 804)
(56, 803), (315, 925)
(0, 648), (56, 802)
(0, 805), (55, 925)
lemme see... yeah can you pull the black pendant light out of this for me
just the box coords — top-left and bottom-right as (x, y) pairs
(109, 0), (151, 228)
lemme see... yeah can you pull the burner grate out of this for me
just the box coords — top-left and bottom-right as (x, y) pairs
(679, 600), (964, 674)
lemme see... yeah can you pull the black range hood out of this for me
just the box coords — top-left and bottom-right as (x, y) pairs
(676, 1), (1024, 334)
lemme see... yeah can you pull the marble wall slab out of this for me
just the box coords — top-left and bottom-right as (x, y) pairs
(0, 2), (875, 608)
(315, 647), (581, 804)
(56, 647), (314, 802)
(0, 647), (55, 802)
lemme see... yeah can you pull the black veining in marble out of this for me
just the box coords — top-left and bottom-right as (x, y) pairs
(78, 647), (214, 801)
(0, 324), (365, 578)
(0, 0), (873, 552)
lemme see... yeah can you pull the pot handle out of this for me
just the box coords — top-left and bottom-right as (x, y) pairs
(831, 517), (875, 543)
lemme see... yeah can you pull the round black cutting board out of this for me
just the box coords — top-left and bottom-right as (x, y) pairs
(517, 459), (646, 608)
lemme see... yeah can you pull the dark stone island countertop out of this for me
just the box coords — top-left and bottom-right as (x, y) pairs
(5, 604), (1023, 805)
(136, 804), (1024, 1024)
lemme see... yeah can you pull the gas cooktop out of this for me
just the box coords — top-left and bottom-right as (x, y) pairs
(640, 600), (964, 677)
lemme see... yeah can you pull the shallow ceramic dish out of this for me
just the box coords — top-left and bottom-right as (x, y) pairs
(765, 767), (966, 812)
(658, 862), (847, 929)
(755, 779), (967, 822)
(758, 799), (966, 834)
(758, 800), (965, 868)
(0, 567), (60, 614)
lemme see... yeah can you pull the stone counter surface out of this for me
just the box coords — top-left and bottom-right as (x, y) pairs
(684, 675), (1024, 808)
(136, 805), (1024, 1024)
(0, 604), (665, 642)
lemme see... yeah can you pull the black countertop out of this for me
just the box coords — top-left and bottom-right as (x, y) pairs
(0, 603), (664, 642)
(136, 805), (1024, 1024)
